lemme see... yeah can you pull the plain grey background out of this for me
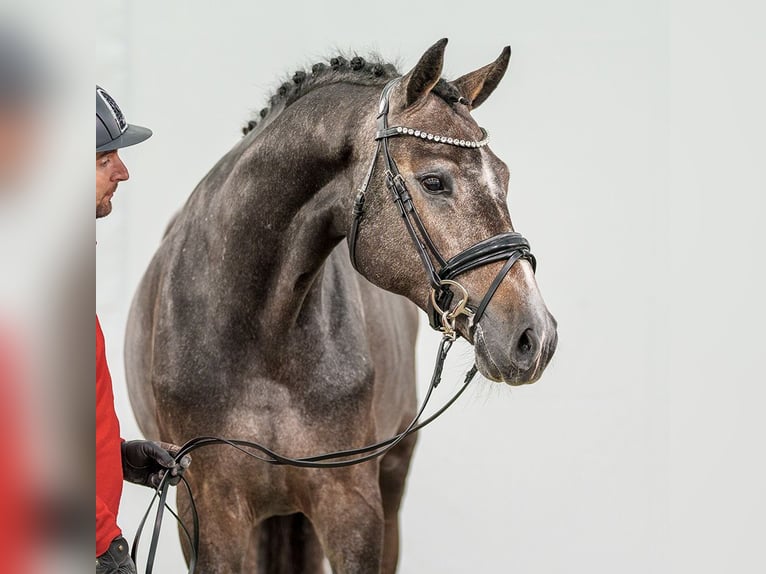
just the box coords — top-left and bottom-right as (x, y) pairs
(97, 1), (765, 572)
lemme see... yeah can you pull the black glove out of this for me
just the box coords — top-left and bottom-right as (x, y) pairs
(121, 440), (191, 489)
(96, 535), (136, 574)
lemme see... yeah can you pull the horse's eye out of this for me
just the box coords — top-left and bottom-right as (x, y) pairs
(420, 176), (445, 194)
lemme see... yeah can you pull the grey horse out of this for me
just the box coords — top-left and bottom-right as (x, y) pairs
(125, 39), (557, 573)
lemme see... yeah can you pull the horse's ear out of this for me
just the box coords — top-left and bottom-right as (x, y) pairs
(453, 46), (511, 110)
(402, 38), (448, 108)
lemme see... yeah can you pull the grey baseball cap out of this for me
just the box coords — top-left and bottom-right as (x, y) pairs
(96, 85), (152, 152)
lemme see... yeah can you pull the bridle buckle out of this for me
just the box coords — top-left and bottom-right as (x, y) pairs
(430, 279), (474, 339)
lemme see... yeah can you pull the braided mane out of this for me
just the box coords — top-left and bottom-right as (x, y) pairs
(242, 53), (463, 135)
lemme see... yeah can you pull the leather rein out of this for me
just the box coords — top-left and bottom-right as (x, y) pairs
(348, 78), (536, 339)
(133, 78), (538, 574)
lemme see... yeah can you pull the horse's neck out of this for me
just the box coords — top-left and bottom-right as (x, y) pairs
(260, 179), (352, 330)
(194, 88), (372, 334)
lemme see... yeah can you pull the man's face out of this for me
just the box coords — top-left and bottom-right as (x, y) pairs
(96, 150), (129, 218)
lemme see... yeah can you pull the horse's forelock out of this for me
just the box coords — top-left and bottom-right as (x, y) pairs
(431, 78), (464, 106)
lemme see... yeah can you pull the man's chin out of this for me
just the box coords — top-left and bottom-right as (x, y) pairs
(96, 200), (112, 219)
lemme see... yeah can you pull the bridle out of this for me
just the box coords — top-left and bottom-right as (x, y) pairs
(134, 78), (540, 574)
(348, 78), (536, 339)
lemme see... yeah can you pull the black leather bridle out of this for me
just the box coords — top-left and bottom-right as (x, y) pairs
(348, 78), (536, 338)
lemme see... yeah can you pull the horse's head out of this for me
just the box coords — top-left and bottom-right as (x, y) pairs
(349, 39), (557, 385)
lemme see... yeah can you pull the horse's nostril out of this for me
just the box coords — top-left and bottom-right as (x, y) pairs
(512, 328), (539, 371)
(517, 328), (534, 356)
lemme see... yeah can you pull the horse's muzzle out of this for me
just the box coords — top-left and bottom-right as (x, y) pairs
(473, 311), (557, 385)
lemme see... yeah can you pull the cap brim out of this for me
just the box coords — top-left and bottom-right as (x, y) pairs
(96, 123), (152, 152)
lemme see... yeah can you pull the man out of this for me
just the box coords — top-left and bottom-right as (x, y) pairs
(96, 86), (190, 574)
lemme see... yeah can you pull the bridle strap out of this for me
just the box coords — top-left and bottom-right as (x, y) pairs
(348, 77), (538, 335)
(378, 80), (446, 284)
(383, 171), (443, 288)
(348, 138), (381, 269)
(439, 232), (535, 280)
(351, 79), (447, 284)
(471, 250), (524, 326)
(433, 231), (535, 329)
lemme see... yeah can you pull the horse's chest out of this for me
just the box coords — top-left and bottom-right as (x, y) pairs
(276, 344), (375, 412)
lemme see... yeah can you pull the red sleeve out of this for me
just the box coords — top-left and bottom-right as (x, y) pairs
(96, 316), (124, 555)
(96, 495), (122, 556)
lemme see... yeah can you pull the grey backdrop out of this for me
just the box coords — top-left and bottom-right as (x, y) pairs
(96, 1), (766, 572)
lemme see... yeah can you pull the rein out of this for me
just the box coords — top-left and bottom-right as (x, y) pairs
(133, 338), (476, 573)
(133, 77), (538, 573)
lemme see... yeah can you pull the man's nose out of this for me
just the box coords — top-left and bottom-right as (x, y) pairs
(113, 155), (129, 181)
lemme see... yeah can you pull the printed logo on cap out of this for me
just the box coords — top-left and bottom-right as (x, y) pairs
(97, 87), (127, 134)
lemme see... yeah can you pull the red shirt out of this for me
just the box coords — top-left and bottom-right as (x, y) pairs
(96, 316), (123, 556)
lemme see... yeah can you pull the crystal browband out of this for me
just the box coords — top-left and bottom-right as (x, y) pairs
(375, 126), (490, 148)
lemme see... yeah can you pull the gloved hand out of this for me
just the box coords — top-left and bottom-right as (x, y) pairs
(121, 440), (191, 489)
(96, 535), (136, 574)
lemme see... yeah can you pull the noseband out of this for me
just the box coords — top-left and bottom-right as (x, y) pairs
(348, 78), (536, 338)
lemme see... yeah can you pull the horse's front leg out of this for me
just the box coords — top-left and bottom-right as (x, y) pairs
(379, 431), (417, 574)
(306, 465), (385, 574)
(175, 455), (256, 574)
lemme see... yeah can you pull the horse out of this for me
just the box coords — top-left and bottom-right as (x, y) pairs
(125, 38), (557, 573)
